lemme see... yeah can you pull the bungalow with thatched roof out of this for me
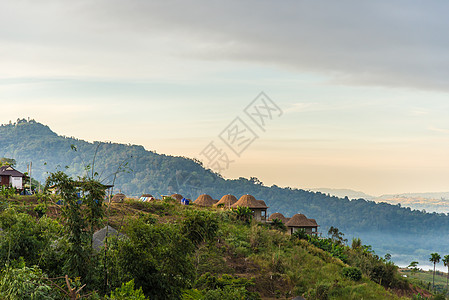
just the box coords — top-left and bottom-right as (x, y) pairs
(285, 213), (319, 235)
(231, 194), (268, 222)
(214, 194), (238, 208)
(111, 193), (126, 203)
(268, 212), (288, 224)
(171, 194), (183, 202)
(194, 194), (216, 207)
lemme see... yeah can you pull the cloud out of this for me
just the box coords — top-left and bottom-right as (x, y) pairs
(428, 126), (449, 135)
(2, 1), (449, 91)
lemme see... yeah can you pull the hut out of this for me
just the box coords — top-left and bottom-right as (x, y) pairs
(111, 193), (126, 203)
(268, 212), (288, 224)
(285, 214), (319, 235)
(139, 194), (154, 202)
(171, 194), (184, 202)
(214, 194), (238, 208)
(231, 194), (268, 222)
(92, 225), (124, 251)
(0, 165), (27, 190)
(194, 194), (216, 207)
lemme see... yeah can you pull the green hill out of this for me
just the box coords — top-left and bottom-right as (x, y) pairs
(0, 193), (426, 299)
(1, 118), (449, 268)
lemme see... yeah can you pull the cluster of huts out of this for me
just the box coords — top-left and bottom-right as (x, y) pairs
(111, 192), (320, 236)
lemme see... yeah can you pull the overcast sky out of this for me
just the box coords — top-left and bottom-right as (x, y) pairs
(1, 0), (449, 195)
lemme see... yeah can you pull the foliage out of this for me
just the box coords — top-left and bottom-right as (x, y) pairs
(0, 261), (55, 300)
(105, 220), (195, 299)
(195, 273), (260, 300)
(0, 209), (61, 266)
(291, 228), (308, 240)
(342, 266), (362, 281)
(44, 171), (106, 281)
(181, 210), (219, 246)
(351, 237), (362, 249)
(430, 252), (441, 291)
(233, 206), (253, 224)
(408, 261), (420, 275)
(203, 286), (249, 300)
(4, 120), (449, 264)
(0, 186), (16, 200)
(306, 235), (348, 263)
(328, 226), (347, 245)
(181, 289), (204, 300)
(0, 157), (16, 167)
(109, 280), (147, 300)
(270, 218), (287, 232)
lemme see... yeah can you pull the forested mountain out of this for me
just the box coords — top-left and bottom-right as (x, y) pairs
(1, 119), (449, 266)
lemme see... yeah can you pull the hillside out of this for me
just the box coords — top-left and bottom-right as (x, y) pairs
(0, 193), (430, 299)
(1, 119), (449, 267)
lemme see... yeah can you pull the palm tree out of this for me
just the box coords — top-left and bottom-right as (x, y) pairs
(443, 255), (449, 292)
(430, 252), (441, 291)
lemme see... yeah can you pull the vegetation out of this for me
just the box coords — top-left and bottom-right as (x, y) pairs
(2, 120), (449, 268)
(0, 170), (436, 299)
(0, 119), (447, 298)
(430, 253), (441, 291)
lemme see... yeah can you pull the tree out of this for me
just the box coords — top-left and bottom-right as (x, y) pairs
(270, 218), (286, 232)
(0, 157), (16, 167)
(443, 255), (449, 292)
(105, 220), (195, 299)
(0, 262), (56, 299)
(44, 171), (106, 280)
(430, 253), (441, 291)
(233, 206), (253, 224)
(407, 261), (419, 276)
(328, 226), (347, 245)
(351, 237), (362, 250)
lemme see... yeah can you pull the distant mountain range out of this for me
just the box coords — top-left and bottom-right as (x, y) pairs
(309, 188), (376, 201)
(312, 188), (449, 213)
(1, 118), (449, 266)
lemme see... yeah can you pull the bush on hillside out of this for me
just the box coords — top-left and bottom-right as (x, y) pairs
(342, 267), (362, 281)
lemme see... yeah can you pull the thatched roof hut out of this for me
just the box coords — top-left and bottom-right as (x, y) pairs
(214, 194), (238, 208)
(194, 194), (216, 207)
(171, 194), (183, 202)
(268, 212), (287, 223)
(231, 194), (267, 209)
(257, 200), (268, 207)
(309, 219), (318, 226)
(285, 214), (316, 227)
(111, 193), (126, 203)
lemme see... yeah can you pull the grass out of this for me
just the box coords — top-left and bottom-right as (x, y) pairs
(400, 268), (448, 295)
(0, 194), (431, 299)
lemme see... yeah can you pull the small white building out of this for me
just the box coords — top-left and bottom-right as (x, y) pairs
(0, 166), (26, 190)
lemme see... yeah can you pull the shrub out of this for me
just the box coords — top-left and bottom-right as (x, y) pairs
(181, 210), (219, 246)
(203, 286), (248, 300)
(342, 267), (362, 281)
(270, 218), (287, 232)
(106, 221), (195, 299)
(291, 228), (308, 240)
(0, 262), (56, 299)
(109, 280), (146, 300)
(233, 206), (252, 224)
(195, 273), (260, 300)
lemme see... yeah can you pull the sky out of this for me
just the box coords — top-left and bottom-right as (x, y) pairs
(1, 0), (449, 196)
